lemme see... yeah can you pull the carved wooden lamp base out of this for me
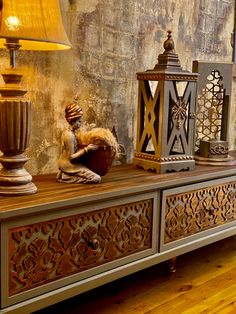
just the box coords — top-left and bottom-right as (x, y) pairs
(0, 66), (37, 195)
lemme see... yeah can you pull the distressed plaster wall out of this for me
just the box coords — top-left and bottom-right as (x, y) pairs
(0, 0), (235, 175)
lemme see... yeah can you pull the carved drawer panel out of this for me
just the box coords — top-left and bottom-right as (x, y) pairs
(1, 193), (158, 307)
(160, 177), (236, 251)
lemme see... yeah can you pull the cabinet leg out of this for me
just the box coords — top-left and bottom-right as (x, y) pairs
(165, 257), (177, 275)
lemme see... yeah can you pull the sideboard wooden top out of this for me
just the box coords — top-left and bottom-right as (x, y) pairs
(0, 155), (236, 220)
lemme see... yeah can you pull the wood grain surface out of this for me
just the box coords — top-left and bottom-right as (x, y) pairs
(36, 235), (236, 314)
(1, 154), (236, 219)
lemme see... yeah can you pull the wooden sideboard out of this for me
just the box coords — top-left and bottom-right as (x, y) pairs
(1, 156), (236, 313)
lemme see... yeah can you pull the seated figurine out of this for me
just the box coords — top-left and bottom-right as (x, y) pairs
(57, 102), (101, 184)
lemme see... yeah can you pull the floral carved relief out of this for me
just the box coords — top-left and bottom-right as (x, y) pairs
(209, 144), (229, 156)
(164, 182), (236, 243)
(8, 199), (153, 296)
(171, 98), (187, 130)
(195, 70), (224, 149)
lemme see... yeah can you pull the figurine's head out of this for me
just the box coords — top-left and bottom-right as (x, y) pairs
(65, 102), (83, 125)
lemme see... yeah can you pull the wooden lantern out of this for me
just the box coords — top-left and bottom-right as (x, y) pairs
(192, 61), (235, 166)
(133, 31), (198, 173)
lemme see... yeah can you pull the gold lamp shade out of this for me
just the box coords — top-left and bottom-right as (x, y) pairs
(0, 0), (71, 50)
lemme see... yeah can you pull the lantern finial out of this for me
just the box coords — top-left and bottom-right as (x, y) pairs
(163, 30), (174, 52)
(154, 30), (182, 72)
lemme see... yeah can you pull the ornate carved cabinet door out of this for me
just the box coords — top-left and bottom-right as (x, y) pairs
(160, 176), (236, 252)
(1, 192), (159, 308)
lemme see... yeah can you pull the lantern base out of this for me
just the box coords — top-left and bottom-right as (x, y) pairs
(195, 154), (236, 166)
(133, 154), (195, 173)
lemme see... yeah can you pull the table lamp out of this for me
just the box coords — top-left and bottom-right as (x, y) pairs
(0, 0), (71, 195)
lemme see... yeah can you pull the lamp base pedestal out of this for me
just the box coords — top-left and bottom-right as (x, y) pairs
(0, 155), (37, 195)
(0, 67), (37, 196)
(0, 182), (37, 196)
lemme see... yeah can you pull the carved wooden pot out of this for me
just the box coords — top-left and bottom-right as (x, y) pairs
(82, 146), (115, 176)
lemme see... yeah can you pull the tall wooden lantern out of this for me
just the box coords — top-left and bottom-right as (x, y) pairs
(133, 31), (198, 173)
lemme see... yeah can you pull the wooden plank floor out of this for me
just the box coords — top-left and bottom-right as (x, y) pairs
(36, 236), (236, 314)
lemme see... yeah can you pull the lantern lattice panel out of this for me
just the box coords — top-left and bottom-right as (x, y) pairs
(195, 70), (224, 150)
(168, 82), (192, 155)
(192, 61), (232, 154)
(136, 80), (160, 155)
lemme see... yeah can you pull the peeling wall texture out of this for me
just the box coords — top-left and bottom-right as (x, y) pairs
(0, 0), (235, 175)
